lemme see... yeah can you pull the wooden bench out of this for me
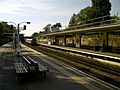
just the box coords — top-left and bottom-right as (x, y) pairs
(23, 56), (31, 65)
(27, 56), (49, 71)
(13, 63), (28, 80)
(27, 56), (49, 79)
(23, 56), (31, 71)
(14, 55), (49, 81)
(27, 56), (38, 65)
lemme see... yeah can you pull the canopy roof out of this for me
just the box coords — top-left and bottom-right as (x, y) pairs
(43, 24), (120, 36)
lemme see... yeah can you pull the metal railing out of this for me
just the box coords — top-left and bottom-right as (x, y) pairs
(60, 14), (120, 31)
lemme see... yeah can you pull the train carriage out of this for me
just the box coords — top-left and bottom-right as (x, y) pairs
(31, 38), (38, 46)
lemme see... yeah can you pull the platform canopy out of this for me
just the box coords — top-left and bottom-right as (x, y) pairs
(43, 24), (120, 36)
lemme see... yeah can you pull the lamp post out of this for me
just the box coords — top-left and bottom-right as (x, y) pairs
(8, 22), (17, 49)
(8, 22), (31, 56)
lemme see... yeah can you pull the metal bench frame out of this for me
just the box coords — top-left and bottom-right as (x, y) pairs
(14, 63), (28, 80)
(22, 56), (49, 80)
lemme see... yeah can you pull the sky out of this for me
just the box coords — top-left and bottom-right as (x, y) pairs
(0, 0), (120, 36)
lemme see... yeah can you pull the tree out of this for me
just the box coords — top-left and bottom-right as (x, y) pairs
(37, 31), (44, 40)
(43, 24), (51, 34)
(51, 23), (62, 32)
(68, 0), (111, 27)
(32, 32), (39, 37)
(0, 22), (15, 46)
(76, 6), (97, 24)
(92, 0), (111, 17)
(69, 13), (77, 26)
(118, 16), (120, 23)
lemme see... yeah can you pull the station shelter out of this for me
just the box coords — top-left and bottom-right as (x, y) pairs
(42, 24), (120, 52)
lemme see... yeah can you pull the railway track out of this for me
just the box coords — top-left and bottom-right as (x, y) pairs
(24, 43), (120, 88)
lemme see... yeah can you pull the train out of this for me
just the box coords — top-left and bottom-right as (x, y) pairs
(31, 38), (38, 46)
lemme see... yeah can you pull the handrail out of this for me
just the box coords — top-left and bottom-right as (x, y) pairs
(58, 14), (120, 32)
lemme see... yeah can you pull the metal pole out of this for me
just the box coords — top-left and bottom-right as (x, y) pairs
(13, 33), (15, 49)
(16, 24), (20, 55)
(12, 21), (30, 56)
(116, 13), (119, 24)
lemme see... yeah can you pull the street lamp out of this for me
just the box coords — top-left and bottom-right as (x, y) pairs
(16, 22), (30, 56)
(7, 21), (31, 56)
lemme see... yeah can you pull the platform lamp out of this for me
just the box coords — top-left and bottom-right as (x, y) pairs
(4, 21), (31, 56)
(16, 22), (31, 56)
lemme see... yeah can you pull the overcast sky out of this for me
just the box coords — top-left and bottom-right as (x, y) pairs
(0, 0), (120, 36)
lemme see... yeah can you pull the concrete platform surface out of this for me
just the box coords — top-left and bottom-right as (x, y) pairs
(0, 43), (119, 90)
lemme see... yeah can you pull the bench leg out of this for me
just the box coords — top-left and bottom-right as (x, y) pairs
(17, 74), (23, 81)
(17, 73), (28, 81)
(38, 71), (46, 80)
(43, 72), (46, 79)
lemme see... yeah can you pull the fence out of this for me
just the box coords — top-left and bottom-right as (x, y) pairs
(60, 14), (120, 31)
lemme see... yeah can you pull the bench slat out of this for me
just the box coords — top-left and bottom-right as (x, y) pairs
(27, 56), (37, 64)
(14, 63), (28, 74)
(38, 64), (48, 72)
(23, 56), (31, 65)
(27, 56), (49, 72)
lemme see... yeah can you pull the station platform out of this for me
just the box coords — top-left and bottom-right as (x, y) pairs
(39, 43), (120, 58)
(0, 43), (119, 90)
(38, 43), (120, 65)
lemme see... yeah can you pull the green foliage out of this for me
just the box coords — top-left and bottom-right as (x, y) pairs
(43, 23), (62, 33)
(51, 23), (62, 32)
(0, 22), (12, 35)
(68, 0), (111, 27)
(76, 6), (97, 23)
(31, 31), (45, 41)
(92, 0), (111, 17)
(32, 32), (39, 37)
(118, 16), (120, 23)
(0, 22), (15, 46)
(43, 24), (51, 34)
(37, 31), (44, 40)
(69, 14), (77, 26)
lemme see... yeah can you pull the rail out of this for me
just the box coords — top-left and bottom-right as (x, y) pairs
(39, 44), (120, 63)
